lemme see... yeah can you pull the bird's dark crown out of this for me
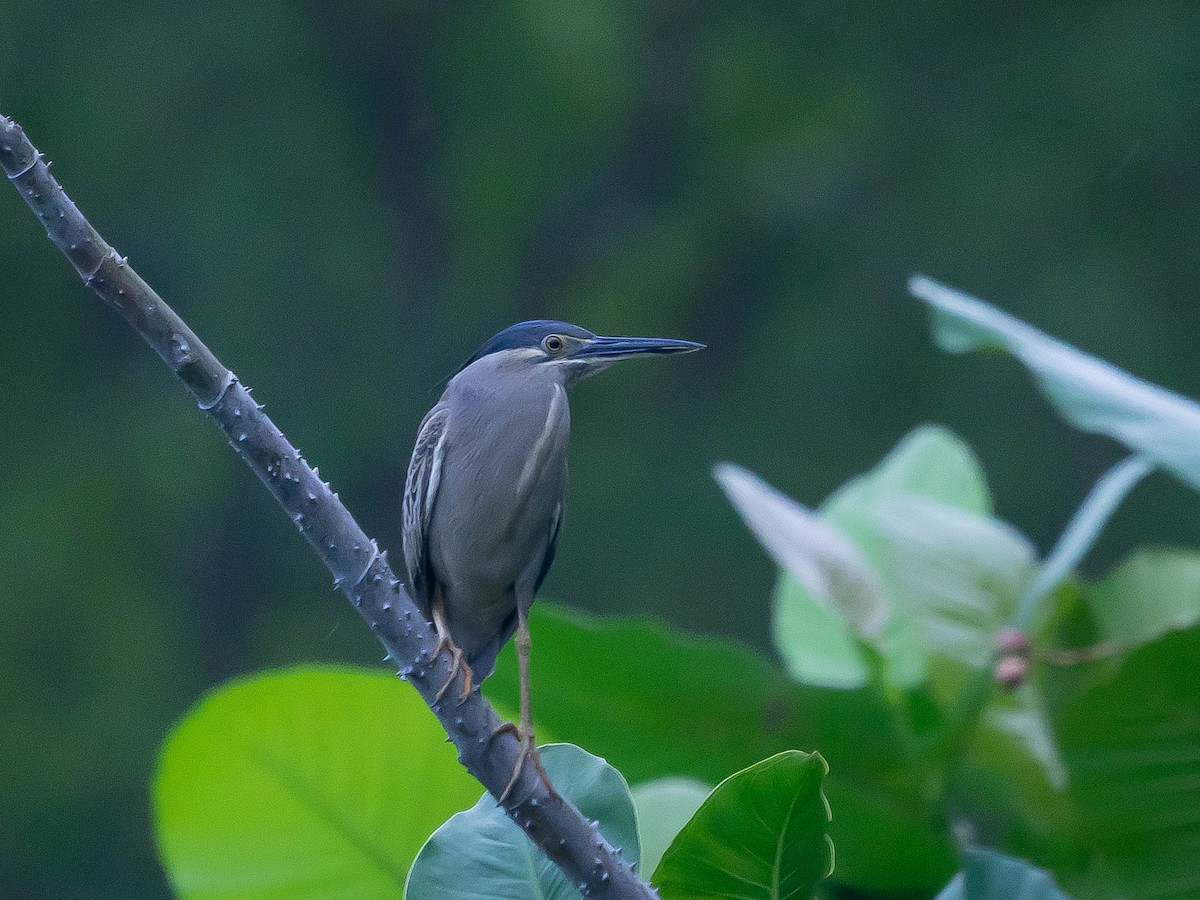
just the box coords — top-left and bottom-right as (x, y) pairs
(458, 320), (595, 372)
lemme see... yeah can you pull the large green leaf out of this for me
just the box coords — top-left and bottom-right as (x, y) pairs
(823, 426), (1036, 698)
(716, 428), (1068, 873)
(488, 603), (959, 894)
(154, 666), (482, 899)
(404, 743), (638, 899)
(1046, 620), (1200, 898)
(876, 497), (1033, 659)
(631, 778), (712, 874)
(935, 847), (1070, 899)
(909, 275), (1200, 490)
(653, 751), (833, 900)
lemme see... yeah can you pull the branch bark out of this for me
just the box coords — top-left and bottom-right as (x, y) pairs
(0, 114), (654, 899)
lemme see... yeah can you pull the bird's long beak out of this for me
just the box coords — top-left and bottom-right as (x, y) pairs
(576, 335), (705, 362)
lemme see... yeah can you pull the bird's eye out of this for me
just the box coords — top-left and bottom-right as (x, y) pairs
(543, 335), (565, 353)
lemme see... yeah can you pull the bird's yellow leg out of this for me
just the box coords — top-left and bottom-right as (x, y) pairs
(432, 599), (473, 702)
(497, 611), (558, 803)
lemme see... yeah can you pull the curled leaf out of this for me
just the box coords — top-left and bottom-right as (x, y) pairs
(715, 463), (889, 640)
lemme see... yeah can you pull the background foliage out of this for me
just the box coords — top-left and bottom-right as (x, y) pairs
(2, 1), (1199, 897)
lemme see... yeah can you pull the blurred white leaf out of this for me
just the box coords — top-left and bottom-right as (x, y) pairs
(874, 494), (1036, 670)
(909, 275), (1198, 489)
(714, 463), (889, 641)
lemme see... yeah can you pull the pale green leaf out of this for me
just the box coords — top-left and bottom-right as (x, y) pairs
(1084, 548), (1200, 650)
(874, 493), (1035, 699)
(771, 572), (870, 688)
(822, 426), (1030, 690)
(631, 778), (712, 875)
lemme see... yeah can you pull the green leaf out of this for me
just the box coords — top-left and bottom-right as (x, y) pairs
(771, 572), (871, 688)
(631, 778), (712, 875)
(910, 275), (1200, 490)
(950, 695), (1081, 874)
(1083, 548), (1200, 650)
(404, 743), (638, 900)
(653, 751), (833, 900)
(154, 666), (482, 899)
(795, 428), (1068, 866)
(487, 604), (959, 895)
(934, 847), (1070, 899)
(1046, 621), (1200, 898)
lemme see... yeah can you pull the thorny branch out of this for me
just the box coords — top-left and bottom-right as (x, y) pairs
(0, 114), (655, 900)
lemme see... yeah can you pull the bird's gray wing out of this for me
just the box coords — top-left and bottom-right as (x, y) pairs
(533, 500), (564, 596)
(402, 403), (450, 616)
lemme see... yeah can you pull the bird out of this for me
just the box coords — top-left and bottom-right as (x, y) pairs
(402, 320), (703, 799)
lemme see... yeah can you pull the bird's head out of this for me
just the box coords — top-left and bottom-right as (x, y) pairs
(458, 320), (703, 384)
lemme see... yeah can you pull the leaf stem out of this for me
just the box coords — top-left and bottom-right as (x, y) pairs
(1013, 454), (1154, 630)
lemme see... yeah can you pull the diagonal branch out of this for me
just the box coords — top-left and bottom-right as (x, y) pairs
(0, 114), (654, 900)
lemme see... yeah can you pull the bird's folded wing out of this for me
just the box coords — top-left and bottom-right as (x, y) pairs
(402, 403), (450, 613)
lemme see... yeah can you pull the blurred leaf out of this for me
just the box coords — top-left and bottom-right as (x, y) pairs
(771, 572), (871, 688)
(951, 693), (1081, 875)
(488, 603), (959, 894)
(404, 743), (638, 900)
(823, 425), (993, 525)
(874, 493), (1035, 702)
(1084, 548), (1200, 650)
(715, 462), (889, 638)
(716, 429), (1015, 692)
(1046, 622), (1200, 898)
(631, 777), (712, 875)
(653, 750), (833, 900)
(934, 847), (1070, 899)
(814, 428), (1068, 867)
(714, 462), (886, 685)
(910, 276), (1200, 490)
(822, 426), (1028, 691)
(154, 666), (482, 899)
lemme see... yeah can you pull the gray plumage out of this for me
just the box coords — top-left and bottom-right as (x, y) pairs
(404, 348), (568, 680)
(401, 320), (701, 795)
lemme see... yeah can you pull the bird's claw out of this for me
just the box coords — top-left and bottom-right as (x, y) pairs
(493, 722), (558, 804)
(433, 636), (473, 703)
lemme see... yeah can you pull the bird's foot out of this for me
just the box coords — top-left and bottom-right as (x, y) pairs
(433, 637), (474, 703)
(492, 722), (558, 804)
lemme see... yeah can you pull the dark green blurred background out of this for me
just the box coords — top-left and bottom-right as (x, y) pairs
(2, 1), (1199, 896)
